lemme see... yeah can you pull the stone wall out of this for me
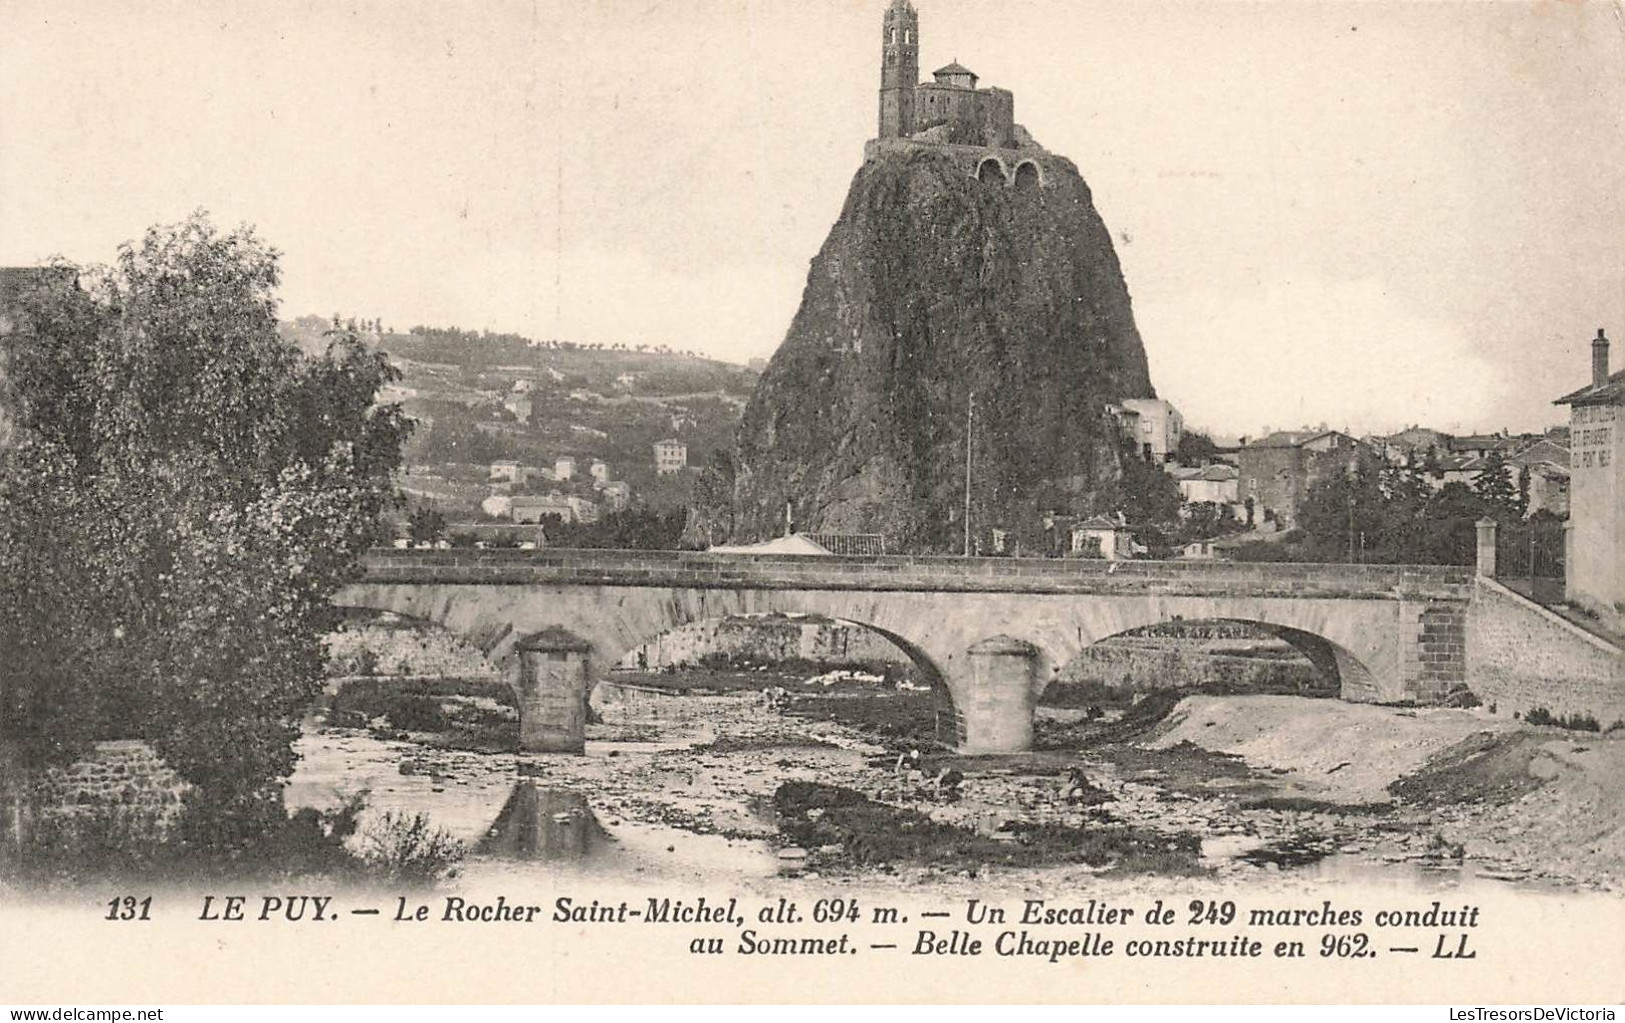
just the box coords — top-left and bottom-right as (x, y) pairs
(357, 548), (1473, 602)
(1466, 578), (1625, 725)
(619, 614), (909, 671)
(1050, 636), (1321, 697)
(591, 682), (763, 727)
(1406, 604), (1469, 703)
(326, 619), (497, 678)
(2, 740), (187, 855)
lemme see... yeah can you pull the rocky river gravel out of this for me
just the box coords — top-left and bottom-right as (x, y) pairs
(285, 677), (1625, 897)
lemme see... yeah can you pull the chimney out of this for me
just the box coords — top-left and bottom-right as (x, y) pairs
(1594, 328), (1611, 389)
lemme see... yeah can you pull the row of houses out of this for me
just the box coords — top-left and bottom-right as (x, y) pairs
(485, 456), (630, 525)
(480, 491), (609, 526)
(490, 455), (615, 486)
(1216, 427), (1575, 530)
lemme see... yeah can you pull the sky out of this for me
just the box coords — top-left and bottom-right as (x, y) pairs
(3, 0), (1622, 439)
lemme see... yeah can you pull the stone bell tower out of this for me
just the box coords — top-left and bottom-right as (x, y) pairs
(879, 0), (919, 139)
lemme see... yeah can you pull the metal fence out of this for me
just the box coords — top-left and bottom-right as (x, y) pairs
(1496, 518), (1566, 605)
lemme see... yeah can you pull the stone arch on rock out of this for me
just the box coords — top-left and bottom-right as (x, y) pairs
(1013, 160), (1042, 190)
(975, 156), (1010, 186)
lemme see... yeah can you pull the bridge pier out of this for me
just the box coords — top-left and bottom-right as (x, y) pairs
(947, 635), (1046, 754)
(513, 628), (594, 753)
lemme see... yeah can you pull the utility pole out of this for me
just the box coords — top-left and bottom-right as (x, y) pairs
(964, 390), (976, 558)
(1346, 482), (1355, 563)
(1529, 529), (1537, 593)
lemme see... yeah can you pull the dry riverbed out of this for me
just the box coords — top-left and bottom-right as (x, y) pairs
(289, 673), (1625, 894)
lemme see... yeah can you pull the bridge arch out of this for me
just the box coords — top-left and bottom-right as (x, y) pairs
(1037, 616), (1374, 707)
(984, 597), (1388, 708)
(338, 550), (1474, 752)
(325, 605), (499, 682)
(599, 610), (960, 747)
(333, 583), (985, 749)
(1012, 160), (1042, 190)
(975, 155), (1010, 185)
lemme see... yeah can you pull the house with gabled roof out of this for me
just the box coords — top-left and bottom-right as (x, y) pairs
(1553, 328), (1623, 627)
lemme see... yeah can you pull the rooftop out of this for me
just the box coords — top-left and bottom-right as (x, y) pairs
(1554, 368), (1625, 407)
(1074, 515), (1126, 531)
(801, 532), (888, 556)
(1246, 429), (1340, 449)
(1170, 463), (1239, 482)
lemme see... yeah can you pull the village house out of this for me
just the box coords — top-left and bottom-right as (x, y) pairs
(554, 456), (576, 481)
(1180, 538), (1220, 559)
(510, 494), (574, 525)
(1554, 328), (1623, 628)
(565, 495), (600, 525)
(589, 459), (610, 483)
(1068, 515), (1135, 560)
(1448, 432), (1514, 460)
(1236, 430), (1362, 528)
(1373, 425), (1453, 465)
(598, 480), (632, 511)
(1118, 397), (1183, 462)
(1524, 462), (1571, 519)
(1507, 437), (1571, 518)
(488, 459), (521, 483)
(1432, 453), (1483, 490)
(503, 394), (532, 424)
(1168, 462), (1239, 508)
(654, 438), (688, 474)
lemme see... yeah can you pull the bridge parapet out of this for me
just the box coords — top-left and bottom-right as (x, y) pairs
(357, 549), (1473, 603)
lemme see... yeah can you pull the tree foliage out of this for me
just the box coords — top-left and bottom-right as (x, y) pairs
(1273, 456), (1501, 565)
(1104, 441), (1181, 526)
(540, 509), (688, 550)
(1174, 430), (1219, 467)
(0, 213), (411, 853)
(1471, 449), (1525, 520)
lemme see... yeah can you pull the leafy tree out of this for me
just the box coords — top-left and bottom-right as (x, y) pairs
(0, 213), (410, 854)
(407, 506), (447, 545)
(1105, 440), (1180, 526)
(1281, 457), (1485, 566)
(544, 509), (687, 550)
(1471, 449), (1522, 520)
(1175, 430), (1219, 467)
(1179, 501), (1238, 543)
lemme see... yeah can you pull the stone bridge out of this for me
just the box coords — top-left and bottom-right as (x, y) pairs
(336, 549), (1480, 754)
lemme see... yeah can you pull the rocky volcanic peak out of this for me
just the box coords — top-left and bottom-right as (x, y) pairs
(729, 143), (1156, 552)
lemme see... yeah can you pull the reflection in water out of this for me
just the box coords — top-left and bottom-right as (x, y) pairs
(478, 783), (611, 862)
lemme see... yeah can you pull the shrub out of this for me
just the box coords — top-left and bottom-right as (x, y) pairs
(1442, 688), (1482, 709)
(264, 792), (368, 877)
(357, 810), (464, 884)
(1524, 707), (1601, 732)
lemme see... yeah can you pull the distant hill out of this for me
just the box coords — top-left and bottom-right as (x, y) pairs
(278, 317), (760, 518)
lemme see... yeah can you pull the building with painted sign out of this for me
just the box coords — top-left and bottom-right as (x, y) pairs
(1554, 328), (1623, 628)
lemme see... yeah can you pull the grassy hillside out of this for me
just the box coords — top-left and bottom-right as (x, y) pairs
(279, 317), (761, 519)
